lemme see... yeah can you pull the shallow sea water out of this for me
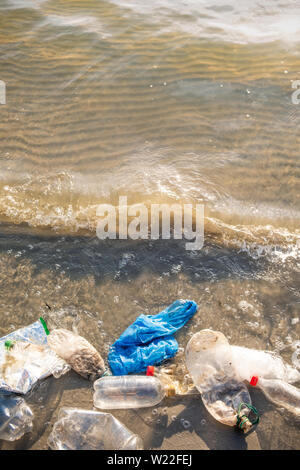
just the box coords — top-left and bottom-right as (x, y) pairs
(0, 0), (299, 449)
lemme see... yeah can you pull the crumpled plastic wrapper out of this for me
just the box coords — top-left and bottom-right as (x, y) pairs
(0, 320), (71, 395)
(47, 328), (106, 381)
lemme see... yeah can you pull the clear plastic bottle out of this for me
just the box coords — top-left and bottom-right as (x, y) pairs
(47, 408), (143, 450)
(186, 330), (256, 431)
(250, 376), (300, 416)
(231, 345), (300, 384)
(0, 395), (33, 441)
(93, 375), (175, 409)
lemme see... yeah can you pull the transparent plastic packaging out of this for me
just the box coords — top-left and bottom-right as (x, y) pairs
(150, 365), (197, 396)
(93, 375), (170, 409)
(47, 408), (144, 450)
(0, 320), (70, 394)
(0, 395), (33, 441)
(231, 346), (300, 384)
(252, 377), (300, 416)
(47, 329), (106, 380)
(186, 330), (254, 431)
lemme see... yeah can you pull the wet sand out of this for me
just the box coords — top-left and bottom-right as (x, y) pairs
(1, 370), (299, 450)
(0, 234), (299, 450)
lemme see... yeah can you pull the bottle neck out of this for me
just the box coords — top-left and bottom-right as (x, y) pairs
(164, 383), (176, 397)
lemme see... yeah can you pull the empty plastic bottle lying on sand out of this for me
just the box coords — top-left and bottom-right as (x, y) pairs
(229, 342), (300, 415)
(47, 329), (106, 380)
(94, 375), (174, 410)
(186, 330), (259, 432)
(0, 395), (33, 441)
(250, 376), (300, 416)
(93, 365), (197, 410)
(0, 319), (70, 394)
(47, 408), (143, 450)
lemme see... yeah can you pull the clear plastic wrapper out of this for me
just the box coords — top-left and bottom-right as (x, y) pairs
(0, 394), (33, 441)
(186, 330), (256, 431)
(47, 329), (106, 380)
(48, 407), (144, 450)
(154, 366), (197, 396)
(0, 319), (70, 394)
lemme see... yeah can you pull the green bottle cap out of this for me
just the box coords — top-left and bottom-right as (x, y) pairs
(5, 340), (15, 350)
(39, 317), (50, 336)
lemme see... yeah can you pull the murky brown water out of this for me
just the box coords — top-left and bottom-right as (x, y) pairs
(0, 0), (299, 449)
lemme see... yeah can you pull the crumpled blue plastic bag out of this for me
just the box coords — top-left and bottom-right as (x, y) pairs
(108, 300), (198, 375)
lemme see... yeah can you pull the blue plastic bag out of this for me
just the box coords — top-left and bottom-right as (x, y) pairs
(108, 300), (198, 375)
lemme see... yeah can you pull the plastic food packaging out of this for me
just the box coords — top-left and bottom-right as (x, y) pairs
(0, 319), (70, 394)
(250, 376), (300, 416)
(47, 408), (144, 450)
(231, 346), (300, 384)
(47, 329), (106, 380)
(108, 299), (197, 375)
(0, 395), (33, 441)
(186, 330), (258, 431)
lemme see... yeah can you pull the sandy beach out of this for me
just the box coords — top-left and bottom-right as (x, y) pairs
(1, 365), (299, 450)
